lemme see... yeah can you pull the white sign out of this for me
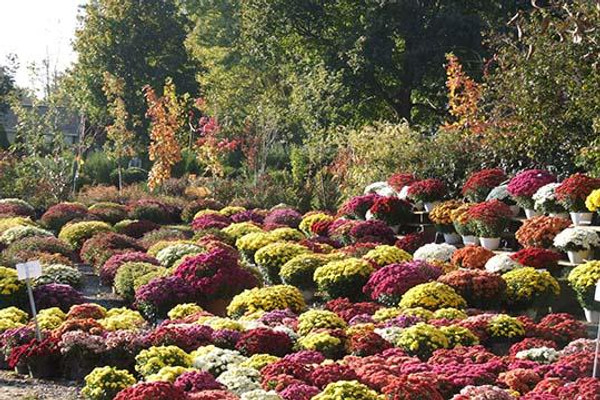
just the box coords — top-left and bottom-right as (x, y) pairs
(595, 280), (600, 302)
(16, 261), (42, 280)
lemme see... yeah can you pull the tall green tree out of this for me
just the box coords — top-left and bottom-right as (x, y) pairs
(68, 0), (198, 141)
(484, 0), (600, 175)
(234, 0), (529, 126)
(0, 56), (17, 148)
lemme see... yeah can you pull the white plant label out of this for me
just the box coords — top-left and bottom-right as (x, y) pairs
(16, 260), (42, 280)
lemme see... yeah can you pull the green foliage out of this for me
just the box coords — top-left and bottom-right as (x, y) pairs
(485, 0), (600, 175)
(114, 262), (163, 302)
(68, 0), (198, 140)
(82, 152), (116, 185)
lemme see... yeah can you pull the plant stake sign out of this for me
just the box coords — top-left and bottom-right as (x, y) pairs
(16, 261), (42, 341)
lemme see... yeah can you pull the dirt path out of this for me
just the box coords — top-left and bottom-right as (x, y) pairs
(0, 370), (81, 400)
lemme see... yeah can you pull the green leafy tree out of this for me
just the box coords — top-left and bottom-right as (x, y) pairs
(68, 0), (198, 141)
(484, 0), (600, 175)
(102, 72), (137, 191)
(0, 56), (17, 148)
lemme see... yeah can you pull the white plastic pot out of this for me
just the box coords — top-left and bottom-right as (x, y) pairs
(424, 202), (439, 212)
(570, 212), (593, 226)
(524, 209), (540, 219)
(549, 212), (569, 220)
(584, 308), (600, 323)
(480, 237), (501, 250)
(444, 233), (462, 245)
(567, 249), (592, 264)
(462, 235), (479, 246)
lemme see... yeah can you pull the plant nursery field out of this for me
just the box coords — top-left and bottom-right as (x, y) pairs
(1, 169), (600, 399)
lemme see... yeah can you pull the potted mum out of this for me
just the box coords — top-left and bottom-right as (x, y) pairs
(462, 169), (507, 203)
(553, 227), (600, 264)
(507, 169), (556, 218)
(467, 200), (513, 250)
(387, 173), (417, 199)
(367, 196), (412, 232)
(429, 200), (463, 244)
(407, 178), (447, 212)
(502, 267), (560, 318)
(555, 173), (600, 226)
(568, 260), (600, 322)
(533, 183), (568, 219)
(451, 204), (478, 245)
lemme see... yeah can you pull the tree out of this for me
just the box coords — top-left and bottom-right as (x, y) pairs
(484, 0), (600, 175)
(69, 0), (198, 141)
(144, 78), (185, 191)
(236, 0), (529, 126)
(102, 72), (137, 190)
(0, 55), (17, 148)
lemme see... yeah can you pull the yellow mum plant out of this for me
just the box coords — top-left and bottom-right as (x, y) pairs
(362, 245), (412, 268)
(314, 258), (375, 300)
(400, 282), (467, 310)
(227, 285), (306, 318)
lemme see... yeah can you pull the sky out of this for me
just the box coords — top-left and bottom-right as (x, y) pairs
(0, 0), (85, 91)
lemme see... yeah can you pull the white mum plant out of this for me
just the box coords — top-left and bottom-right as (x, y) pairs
(553, 227), (600, 252)
(413, 243), (457, 263)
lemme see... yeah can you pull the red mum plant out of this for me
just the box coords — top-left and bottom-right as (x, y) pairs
(388, 173), (417, 192)
(191, 213), (231, 230)
(363, 261), (442, 306)
(308, 363), (358, 389)
(556, 377), (600, 399)
(507, 169), (556, 209)
(349, 220), (396, 245)
(462, 169), (507, 202)
(114, 382), (188, 400)
(395, 232), (428, 254)
(339, 194), (380, 220)
(7, 336), (60, 371)
(134, 276), (197, 320)
(41, 202), (90, 231)
(346, 331), (391, 356)
(536, 313), (587, 346)
(508, 338), (558, 357)
(510, 248), (561, 270)
(279, 384), (320, 400)
(467, 200), (513, 238)
(451, 245), (494, 269)
(80, 232), (144, 270)
(147, 324), (214, 353)
(382, 375), (444, 400)
(261, 360), (314, 388)
(369, 196), (412, 226)
(0, 202), (35, 218)
(173, 370), (225, 392)
(407, 178), (447, 203)
(438, 269), (506, 309)
(555, 173), (600, 212)
(33, 283), (84, 312)
(173, 248), (258, 301)
(235, 327), (293, 357)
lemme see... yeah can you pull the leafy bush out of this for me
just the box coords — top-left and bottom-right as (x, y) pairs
(128, 199), (178, 224)
(1, 236), (73, 267)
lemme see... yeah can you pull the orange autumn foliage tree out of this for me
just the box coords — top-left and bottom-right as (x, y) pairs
(442, 53), (485, 134)
(144, 78), (184, 191)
